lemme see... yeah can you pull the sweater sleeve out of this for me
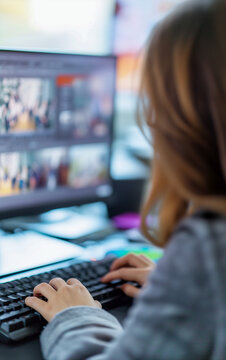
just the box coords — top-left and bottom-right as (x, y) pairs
(40, 218), (214, 360)
(40, 306), (122, 360)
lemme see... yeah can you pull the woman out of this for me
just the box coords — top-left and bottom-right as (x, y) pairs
(25, 0), (226, 359)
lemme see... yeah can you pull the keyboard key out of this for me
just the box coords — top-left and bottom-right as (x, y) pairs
(9, 303), (22, 311)
(25, 290), (33, 296)
(16, 292), (29, 299)
(24, 314), (40, 326)
(0, 311), (20, 323)
(92, 288), (122, 302)
(0, 297), (10, 305)
(8, 294), (21, 301)
(86, 271), (97, 280)
(1, 319), (24, 333)
(21, 283), (33, 291)
(88, 283), (109, 292)
(21, 277), (32, 284)
(0, 308), (31, 323)
(5, 288), (17, 295)
(2, 305), (12, 313)
(0, 284), (9, 290)
(13, 286), (24, 292)
(83, 279), (100, 287)
(4, 283), (14, 289)
(10, 280), (21, 286)
(95, 265), (107, 276)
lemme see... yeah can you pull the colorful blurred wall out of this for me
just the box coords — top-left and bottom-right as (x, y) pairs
(0, 0), (185, 138)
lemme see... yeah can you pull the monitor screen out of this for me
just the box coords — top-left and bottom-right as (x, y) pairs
(0, 50), (116, 218)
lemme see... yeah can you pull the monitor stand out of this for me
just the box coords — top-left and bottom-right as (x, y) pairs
(0, 205), (114, 243)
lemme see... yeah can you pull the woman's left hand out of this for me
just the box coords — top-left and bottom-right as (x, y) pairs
(25, 278), (101, 322)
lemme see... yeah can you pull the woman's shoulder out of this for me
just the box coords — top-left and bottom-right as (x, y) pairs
(145, 210), (226, 313)
(172, 209), (226, 251)
(161, 209), (226, 290)
(152, 210), (226, 284)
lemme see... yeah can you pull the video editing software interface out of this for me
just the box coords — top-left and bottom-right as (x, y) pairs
(0, 51), (116, 214)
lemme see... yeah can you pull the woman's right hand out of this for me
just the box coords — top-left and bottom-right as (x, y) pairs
(101, 253), (155, 298)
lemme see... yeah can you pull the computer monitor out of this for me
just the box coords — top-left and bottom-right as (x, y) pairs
(0, 50), (116, 219)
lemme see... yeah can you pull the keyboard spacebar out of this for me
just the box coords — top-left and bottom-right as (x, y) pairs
(92, 288), (122, 301)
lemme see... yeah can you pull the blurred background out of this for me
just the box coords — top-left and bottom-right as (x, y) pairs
(0, 0), (185, 169)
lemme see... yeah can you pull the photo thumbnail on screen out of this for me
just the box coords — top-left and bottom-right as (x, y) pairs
(0, 78), (55, 134)
(58, 70), (114, 139)
(0, 144), (109, 197)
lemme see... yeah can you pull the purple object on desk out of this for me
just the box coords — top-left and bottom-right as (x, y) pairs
(113, 213), (141, 230)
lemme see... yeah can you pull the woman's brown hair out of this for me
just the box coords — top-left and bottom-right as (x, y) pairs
(139, 0), (226, 247)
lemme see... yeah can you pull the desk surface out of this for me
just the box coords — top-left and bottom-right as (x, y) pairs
(0, 305), (129, 360)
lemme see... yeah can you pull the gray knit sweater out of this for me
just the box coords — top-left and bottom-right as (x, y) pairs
(40, 211), (226, 360)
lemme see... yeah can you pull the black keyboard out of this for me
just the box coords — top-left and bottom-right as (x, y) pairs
(0, 256), (131, 343)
